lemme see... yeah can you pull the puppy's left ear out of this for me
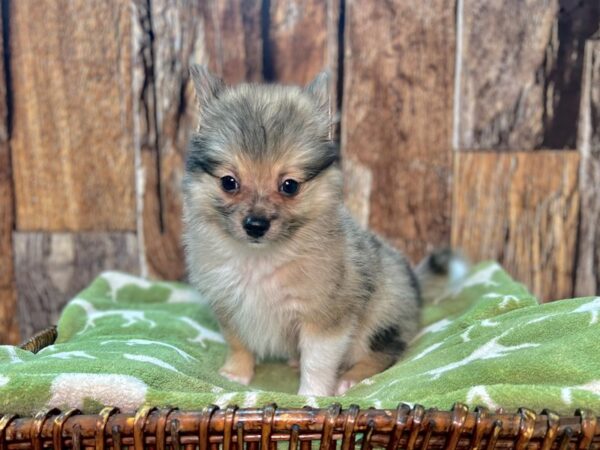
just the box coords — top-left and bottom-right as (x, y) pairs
(304, 71), (331, 116)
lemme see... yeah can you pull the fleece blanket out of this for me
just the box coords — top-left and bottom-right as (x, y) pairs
(0, 262), (599, 415)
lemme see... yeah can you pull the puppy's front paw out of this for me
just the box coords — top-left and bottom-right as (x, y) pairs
(335, 378), (357, 395)
(219, 367), (253, 385)
(219, 347), (255, 386)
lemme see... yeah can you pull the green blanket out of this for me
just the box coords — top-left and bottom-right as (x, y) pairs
(1, 262), (599, 415)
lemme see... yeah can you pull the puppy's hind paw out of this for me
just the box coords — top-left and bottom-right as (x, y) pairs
(219, 368), (252, 386)
(335, 379), (357, 395)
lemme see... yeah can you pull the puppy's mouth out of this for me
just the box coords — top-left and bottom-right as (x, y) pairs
(247, 236), (267, 245)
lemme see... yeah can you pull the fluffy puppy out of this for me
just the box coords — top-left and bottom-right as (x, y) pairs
(183, 65), (456, 396)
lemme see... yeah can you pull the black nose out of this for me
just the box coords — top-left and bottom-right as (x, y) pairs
(243, 216), (270, 238)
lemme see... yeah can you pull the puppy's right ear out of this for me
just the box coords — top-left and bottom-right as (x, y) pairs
(190, 64), (225, 112)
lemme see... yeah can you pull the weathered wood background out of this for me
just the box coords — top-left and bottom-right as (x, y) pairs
(0, 0), (598, 343)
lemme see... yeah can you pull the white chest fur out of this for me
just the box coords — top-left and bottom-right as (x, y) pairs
(198, 250), (302, 359)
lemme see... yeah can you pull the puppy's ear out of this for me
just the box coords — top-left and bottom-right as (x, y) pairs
(190, 64), (225, 112)
(304, 71), (330, 115)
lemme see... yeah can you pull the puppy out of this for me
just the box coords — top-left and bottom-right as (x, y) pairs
(183, 65), (459, 396)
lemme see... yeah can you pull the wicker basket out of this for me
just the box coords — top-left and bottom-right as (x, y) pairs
(5, 327), (597, 450)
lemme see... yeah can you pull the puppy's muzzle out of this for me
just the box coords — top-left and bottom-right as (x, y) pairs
(243, 216), (270, 238)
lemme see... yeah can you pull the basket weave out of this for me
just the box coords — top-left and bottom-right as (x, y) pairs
(19, 326), (57, 353)
(6, 327), (597, 450)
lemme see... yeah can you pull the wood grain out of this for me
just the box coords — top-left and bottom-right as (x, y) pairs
(456, 0), (600, 150)
(342, 0), (455, 262)
(13, 232), (139, 339)
(133, 0), (201, 280)
(268, 0), (338, 85)
(0, 289), (19, 344)
(452, 151), (580, 302)
(0, 4), (19, 344)
(268, 0), (340, 138)
(575, 38), (600, 297)
(0, 128), (11, 289)
(133, 0), (264, 280)
(0, 6), (10, 288)
(202, 0), (263, 83)
(541, 2), (600, 148)
(10, 0), (136, 231)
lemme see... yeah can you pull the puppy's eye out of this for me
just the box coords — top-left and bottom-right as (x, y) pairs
(280, 179), (300, 196)
(220, 176), (239, 193)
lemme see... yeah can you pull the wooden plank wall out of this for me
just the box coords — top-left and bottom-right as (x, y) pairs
(453, 0), (599, 301)
(455, 0), (599, 150)
(342, 0), (455, 260)
(0, 3), (19, 344)
(11, 1), (137, 231)
(6, 1), (139, 341)
(0, 0), (598, 341)
(575, 36), (600, 297)
(133, 0), (206, 281)
(13, 233), (139, 339)
(452, 152), (580, 302)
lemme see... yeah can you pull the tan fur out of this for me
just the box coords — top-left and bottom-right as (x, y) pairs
(220, 330), (255, 385)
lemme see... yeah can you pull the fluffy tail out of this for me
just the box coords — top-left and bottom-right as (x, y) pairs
(415, 248), (469, 304)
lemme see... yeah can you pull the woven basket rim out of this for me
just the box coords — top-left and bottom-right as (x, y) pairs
(19, 325), (57, 353)
(0, 405), (597, 450)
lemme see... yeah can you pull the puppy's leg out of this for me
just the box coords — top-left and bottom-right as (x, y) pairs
(219, 331), (255, 386)
(335, 353), (393, 395)
(298, 325), (351, 396)
(287, 346), (301, 370)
